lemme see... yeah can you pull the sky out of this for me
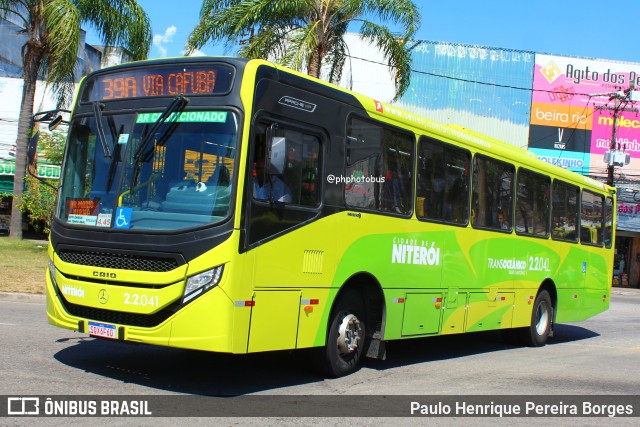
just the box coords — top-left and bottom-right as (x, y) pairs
(86, 0), (640, 64)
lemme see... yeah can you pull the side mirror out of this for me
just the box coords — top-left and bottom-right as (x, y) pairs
(48, 115), (64, 131)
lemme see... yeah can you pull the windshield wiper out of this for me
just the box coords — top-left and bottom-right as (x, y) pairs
(134, 96), (189, 161)
(106, 123), (124, 193)
(129, 96), (190, 192)
(93, 102), (112, 158)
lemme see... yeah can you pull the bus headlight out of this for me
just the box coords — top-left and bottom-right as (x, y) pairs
(183, 265), (224, 303)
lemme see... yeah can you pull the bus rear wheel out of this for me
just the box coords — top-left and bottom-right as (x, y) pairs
(519, 289), (553, 347)
(319, 291), (366, 377)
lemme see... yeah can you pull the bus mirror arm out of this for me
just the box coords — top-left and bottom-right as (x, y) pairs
(32, 109), (71, 131)
(25, 132), (56, 190)
(26, 166), (58, 190)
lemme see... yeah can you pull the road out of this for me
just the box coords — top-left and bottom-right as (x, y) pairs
(0, 288), (639, 425)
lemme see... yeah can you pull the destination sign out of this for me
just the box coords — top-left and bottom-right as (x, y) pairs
(81, 63), (234, 102)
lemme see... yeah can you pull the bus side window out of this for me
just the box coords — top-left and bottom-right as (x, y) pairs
(580, 190), (604, 246)
(247, 121), (322, 246)
(345, 116), (413, 215)
(605, 197), (613, 248)
(515, 168), (550, 237)
(551, 180), (579, 243)
(273, 129), (320, 207)
(283, 134), (321, 207)
(416, 136), (470, 225)
(471, 154), (514, 231)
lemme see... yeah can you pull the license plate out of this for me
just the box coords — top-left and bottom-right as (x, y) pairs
(88, 321), (117, 339)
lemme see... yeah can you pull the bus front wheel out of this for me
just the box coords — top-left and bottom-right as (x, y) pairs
(319, 291), (366, 377)
(519, 289), (553, 347)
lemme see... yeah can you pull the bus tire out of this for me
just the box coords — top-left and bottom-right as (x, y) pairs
(519, 289), (553, 347)
(319, 291), (366, 377)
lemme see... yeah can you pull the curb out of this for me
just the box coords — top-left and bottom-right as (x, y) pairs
(611, 286), (640, 296)
(0, 292), (46, 303)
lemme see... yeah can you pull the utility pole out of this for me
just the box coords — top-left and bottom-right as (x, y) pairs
(596, 86), (637, 187)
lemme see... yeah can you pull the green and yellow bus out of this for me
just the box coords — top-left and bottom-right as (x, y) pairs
(44, 57), (615, 377)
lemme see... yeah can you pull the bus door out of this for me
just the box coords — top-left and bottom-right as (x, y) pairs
(245, 119), (326, 352)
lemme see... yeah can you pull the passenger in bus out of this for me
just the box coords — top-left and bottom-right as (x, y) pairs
(497, 209), (509, 230)
(383, 167), (403, 213)
(253, 156), (292, 203)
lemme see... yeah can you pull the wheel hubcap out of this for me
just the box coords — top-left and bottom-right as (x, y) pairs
(337, 313), (362, 355)
(535, 302), (549, 336)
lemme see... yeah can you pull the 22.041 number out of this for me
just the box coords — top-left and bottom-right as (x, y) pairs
(124, 292), (159, 308)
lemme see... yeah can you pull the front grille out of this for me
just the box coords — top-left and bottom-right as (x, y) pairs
(58, 249), (179, 272)
(64, 300), (181, 328)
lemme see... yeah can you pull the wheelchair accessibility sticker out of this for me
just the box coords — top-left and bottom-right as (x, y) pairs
(114, 207), (132, 229)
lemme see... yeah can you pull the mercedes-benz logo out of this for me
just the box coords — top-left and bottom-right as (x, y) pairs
(98, 289), (109, 304)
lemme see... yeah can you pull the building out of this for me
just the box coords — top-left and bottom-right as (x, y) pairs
(337, 36), (639, 287)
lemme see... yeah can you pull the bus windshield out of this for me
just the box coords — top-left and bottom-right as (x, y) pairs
(57, 109), (238, 231)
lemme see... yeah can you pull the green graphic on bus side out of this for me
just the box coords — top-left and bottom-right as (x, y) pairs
(333, 231), (607, 292)
(315, 229), (609, 345)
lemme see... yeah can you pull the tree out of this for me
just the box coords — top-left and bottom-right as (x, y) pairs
(20, 130), (65, 235)
(186, 0), (420, 99)
(0, 0), (152, 239)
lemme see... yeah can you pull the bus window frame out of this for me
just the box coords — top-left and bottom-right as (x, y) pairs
(580, 189), (605, 248)
(415, 135), (470, 227)
(550, 179), (580, 244)
(515, 167), (551, 240)
(243, 115), (326, 250)
(471, 153), (515, 233)
(605, 196), (614, 249)
(249, 117), (324, 212)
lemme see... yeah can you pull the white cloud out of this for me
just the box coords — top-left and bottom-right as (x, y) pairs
(184, 48), (207, 57)
(153, 25), (177, 58)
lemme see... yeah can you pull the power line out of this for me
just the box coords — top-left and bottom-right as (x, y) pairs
(346, 54), (603, 98)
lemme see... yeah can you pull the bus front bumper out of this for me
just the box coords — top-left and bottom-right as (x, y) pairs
(45, 270), (250, 354)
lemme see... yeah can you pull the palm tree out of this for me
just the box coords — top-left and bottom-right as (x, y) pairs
(186, 0), (420, 99)
(0, 0), (151, 239)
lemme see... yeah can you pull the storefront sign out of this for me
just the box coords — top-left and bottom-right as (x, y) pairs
(530, 54), (640, 177)
(0, 161), (60, 179)
(617, 201), (640, 232)
(37, 164), (60, 179)
(0, 161), (16, 176)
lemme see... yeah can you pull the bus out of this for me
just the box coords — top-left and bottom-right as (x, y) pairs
(44, 57), (615, 377)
